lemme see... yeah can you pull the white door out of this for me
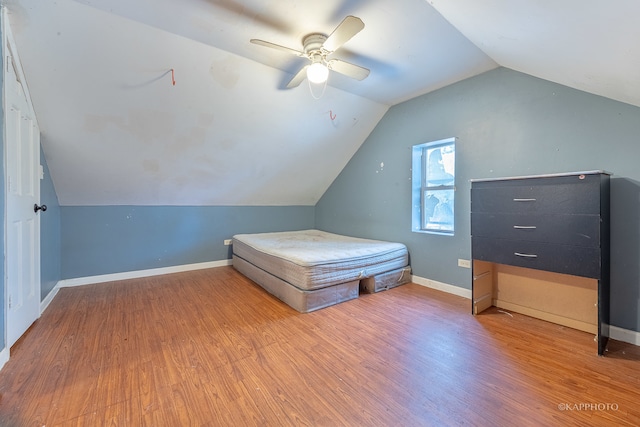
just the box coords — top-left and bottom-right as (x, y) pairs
(4, 14), (41, 347)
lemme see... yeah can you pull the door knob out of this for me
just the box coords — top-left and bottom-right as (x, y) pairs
(34, 204), (47, 213)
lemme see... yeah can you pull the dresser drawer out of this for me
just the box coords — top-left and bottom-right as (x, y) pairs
(471, 213), (600, 248)
(472, 237), (601, 279)
(471, 175), (600, 214)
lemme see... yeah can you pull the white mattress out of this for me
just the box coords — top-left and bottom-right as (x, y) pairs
(232, 229), (409, 291)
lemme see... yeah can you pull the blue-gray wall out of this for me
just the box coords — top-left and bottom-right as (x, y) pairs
(315, 67), (640, 333)
(16, 66), (640, 342)
(61, 206), (314, 278)
(40, 147), (61, 300)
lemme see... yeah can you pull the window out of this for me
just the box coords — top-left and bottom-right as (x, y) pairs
(412, 137), (456, 235)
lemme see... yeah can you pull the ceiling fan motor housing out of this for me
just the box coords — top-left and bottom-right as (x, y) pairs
(303, 33), (328, 55)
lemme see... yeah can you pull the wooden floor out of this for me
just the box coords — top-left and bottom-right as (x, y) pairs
(0, 267), (639, 426)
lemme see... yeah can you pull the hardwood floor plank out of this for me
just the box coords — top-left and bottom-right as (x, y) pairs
(0, 266), (638, 426)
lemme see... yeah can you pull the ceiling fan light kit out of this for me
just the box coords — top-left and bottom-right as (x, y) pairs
(307, 61), (329, 84)
(250, 16), (369, 97)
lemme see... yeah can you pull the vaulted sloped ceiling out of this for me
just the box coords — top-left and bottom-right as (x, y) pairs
(3, 0), (497, 206)
(4, 0), (638, 206)
(428, 0), (640, 109)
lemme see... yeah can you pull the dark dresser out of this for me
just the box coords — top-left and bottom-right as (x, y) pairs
(471, 171), (610, 355)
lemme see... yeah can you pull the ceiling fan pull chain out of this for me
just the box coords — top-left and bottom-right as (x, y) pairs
(308, 78), (328, 100)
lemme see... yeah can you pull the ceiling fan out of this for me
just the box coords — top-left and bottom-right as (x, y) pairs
(250, 16), (370, 88)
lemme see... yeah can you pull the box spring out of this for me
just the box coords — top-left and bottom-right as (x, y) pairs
(233, 255), (360, 313)
(232, 230), (411, 312)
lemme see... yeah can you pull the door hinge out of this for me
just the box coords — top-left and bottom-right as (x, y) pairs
(8, 294), (12, 309)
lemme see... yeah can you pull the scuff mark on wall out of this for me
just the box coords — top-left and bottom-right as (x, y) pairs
(210, 55), (241, 89)
(143, 159), (160, 173)
(83, 110), (176, 145)
(198, 113), (215, 126)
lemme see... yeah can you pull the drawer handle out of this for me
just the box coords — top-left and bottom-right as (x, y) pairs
(514, 252), (538, 258)
(513, 198), (536, 202)
(473, 271), (491, 280)
(513, 225), (537, 229)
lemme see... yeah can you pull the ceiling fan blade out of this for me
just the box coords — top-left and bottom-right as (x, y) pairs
(327, 59), (370, 81)
(250, 39), (305, 57)
(322, 16), (364, 52)
(286, 65), (309, 88)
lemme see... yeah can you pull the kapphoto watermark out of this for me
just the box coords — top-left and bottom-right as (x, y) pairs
(557, 402), (619, 411)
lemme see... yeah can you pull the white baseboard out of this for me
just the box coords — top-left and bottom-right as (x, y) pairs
(610, 326), (640, 346)
(411, 274), (640, 348)
(57, 259), (232, 288)
(411, 274), (472, 299)
(40, 285), (60, 314)
(0, 347), (9, 371)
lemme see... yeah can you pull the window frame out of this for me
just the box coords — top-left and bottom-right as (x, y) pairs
(411, 137), (456, 235)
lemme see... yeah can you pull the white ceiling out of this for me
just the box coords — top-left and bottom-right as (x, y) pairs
(3, 0), (638, 206)
(428, 0), (640, 109)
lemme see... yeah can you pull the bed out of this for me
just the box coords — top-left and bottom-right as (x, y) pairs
(232, 229), (411, 312)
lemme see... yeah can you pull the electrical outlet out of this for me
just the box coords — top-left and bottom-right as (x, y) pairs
(224, 239), (232, 246)
(458, 259), (471, 268)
